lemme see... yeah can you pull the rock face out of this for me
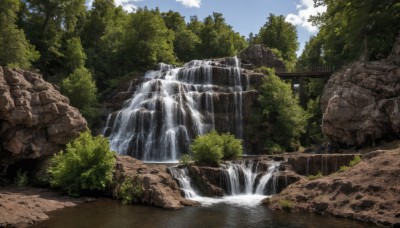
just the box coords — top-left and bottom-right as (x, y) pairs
(266, 149), (400, 226)
(321, 62), (400, 147)
(238, 44), (285, 69)
(113, 156), (197, 209)
(322, 34), (400, 147)
(0, 67), (87, 175)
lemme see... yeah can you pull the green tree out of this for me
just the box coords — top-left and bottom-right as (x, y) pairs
(254, 14), (299, 69)
(61, 67), (98, 121)
(220, 133), (243, 160)
(0, 0), (39, 69)
(65, 37), (86, 72)
(310, 0), (400, 65)
(47, 131), (116, 196)
(258, 69), (307, 151)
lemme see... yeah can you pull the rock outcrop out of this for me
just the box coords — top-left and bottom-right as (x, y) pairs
(321, 41), (400, 146)
(113, 156), (197, 209)
(238, 44), (285, 69)
(266, 149), (400, 226)
(0, 67), (87, 176)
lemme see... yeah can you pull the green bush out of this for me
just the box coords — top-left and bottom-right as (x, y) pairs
(179, 154), (192, 166)
(191, 130), (223, 165)
(349, 155), (362, 166)
(307, 171), (323, 180)
(339, 165), (349, 172)
(279, 199), (293, 212)
(47, 131), (116, 196)
(220, 132), (243, 160)
(117, 178), (143, 204)
(190, 131), (243, 165)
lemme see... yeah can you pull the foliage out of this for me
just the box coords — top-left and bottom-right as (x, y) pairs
(14, 169), (29, 187)
(191, 130), (224, 165)
(0, 0), (39, 69)
(349, 155), (362, 166)
(264, 140), (284, 154)
(253, 14), (299, 69)
(258, 70), (308, 152)
(220, 132), (243, 160)
(279, 199), (293, 212)
(307, 171), (323, 180)
(302, 97), (324, 146)
(65, 37), (87, 72)
(179, 154), (192, 166)
(47, 131), (116, 196)
(309, 0), (400, 66)
(339, 165), (349, 172)
(61, 67), (98, 123)
(117, 178), (143, 204)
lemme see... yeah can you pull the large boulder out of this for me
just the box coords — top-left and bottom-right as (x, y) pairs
(321, 40), (400, 146)
(0, 67), (87, 175)
(238, 44), (285, 69)
(113, 156), (197, 209)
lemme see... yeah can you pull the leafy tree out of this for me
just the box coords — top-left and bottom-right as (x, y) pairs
(0, 0), (39, 69)
(258, 69), (307, 151)
(47, 131), (116, 196)
(191, 130), (224, 165)
(254, 14), (299, 69)
(61, 67), (98, 121)
(310, 0), (400, 65)
(65, 37), (86, 72)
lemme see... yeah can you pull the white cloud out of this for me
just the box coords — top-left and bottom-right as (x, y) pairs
(86, 0), (141, 12)
(285, 0), (326, 33)
(176, 0), (201, 8)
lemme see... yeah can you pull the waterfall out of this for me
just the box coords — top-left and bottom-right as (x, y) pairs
(103, 57), (247, 162)
(169, 160), (280, 201)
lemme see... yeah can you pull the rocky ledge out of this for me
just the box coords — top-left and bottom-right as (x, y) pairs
(265, 149), (400, 226)
(0, 67), (87, 176)
(0, 187), (83, 227)
(113, 156), (198, 209)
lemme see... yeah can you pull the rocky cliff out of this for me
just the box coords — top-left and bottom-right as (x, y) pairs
(0, 67), (87, 177)
(239, 44), (285, 69)
(321, 34), (400, 147)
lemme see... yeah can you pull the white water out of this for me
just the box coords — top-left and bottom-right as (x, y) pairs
(103, 58), (247, 162)
(170, 160), (280, 207)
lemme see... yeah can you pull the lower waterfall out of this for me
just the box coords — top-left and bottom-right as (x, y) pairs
(169, 160), (280, 206)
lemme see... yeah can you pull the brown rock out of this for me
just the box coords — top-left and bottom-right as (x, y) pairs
(113, 156), (198, 209)
(0, 67), (87, 176)
(266, 149), (400, 226)
(238, 44), (285, 69)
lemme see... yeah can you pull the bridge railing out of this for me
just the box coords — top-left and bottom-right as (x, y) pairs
(273, 65), (337, 74)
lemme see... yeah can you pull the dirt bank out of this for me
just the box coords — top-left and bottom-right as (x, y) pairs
(0, 187), (83, 227)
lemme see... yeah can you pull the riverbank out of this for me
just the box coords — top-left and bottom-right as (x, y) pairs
(265, 148), (400, 226)
(0, 187), (85, 227)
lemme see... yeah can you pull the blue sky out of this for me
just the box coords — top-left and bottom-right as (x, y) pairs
(86, 0), (326, 56)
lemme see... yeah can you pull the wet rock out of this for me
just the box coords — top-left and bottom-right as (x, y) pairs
(238, 44), (285, 69)
(287, 154), (357, 175)
(113, 156), (198, 209)
(0, 67), (87, 176)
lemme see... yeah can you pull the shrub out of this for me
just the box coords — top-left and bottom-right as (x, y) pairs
(14, 169), (28, 187)
(220, 132), (243, 160)
(339, 165), (349, 172)
(307, 171), (323, 180)
(179, 154), (192, 166)
(349, 155), (362, 166)
(117, 178), (143, 204)
(191, 130), (223, 165)
(279, 199), (293, 212)
(47, 131), (116, 196)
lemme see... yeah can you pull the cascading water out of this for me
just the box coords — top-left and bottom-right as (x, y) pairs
(103, 58), (247, 162)
(169, 160), (280, 206)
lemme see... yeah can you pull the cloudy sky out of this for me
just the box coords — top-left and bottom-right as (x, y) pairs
(86, 0), (326, 56)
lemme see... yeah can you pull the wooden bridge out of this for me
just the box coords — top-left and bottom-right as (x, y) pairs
(274, 65), (337, 79)
(273, 65), (338, 108)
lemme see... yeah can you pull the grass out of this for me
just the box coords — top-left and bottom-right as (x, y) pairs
(279, 199), (293, 212)
(338, 155), (362, 172)
(307, 171), (323, 180)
